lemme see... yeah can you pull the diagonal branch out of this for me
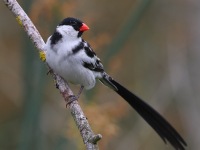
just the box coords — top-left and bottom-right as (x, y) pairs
(3, 0), (102, 149)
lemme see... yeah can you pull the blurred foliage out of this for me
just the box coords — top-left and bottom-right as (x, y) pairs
(1, 0), (200, 150)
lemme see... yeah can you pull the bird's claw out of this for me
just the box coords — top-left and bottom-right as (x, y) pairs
(46, 69), (53, 75)
(66, 95), (78, 107)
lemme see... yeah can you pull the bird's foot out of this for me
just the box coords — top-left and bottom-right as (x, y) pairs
(66, 86), (84, 106)
(46, 69), (53, 75)
(76, 85), (84, 99)
(66, 95), (78, 106)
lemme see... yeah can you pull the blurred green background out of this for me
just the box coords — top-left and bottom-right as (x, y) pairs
(0, 0), (198, 149)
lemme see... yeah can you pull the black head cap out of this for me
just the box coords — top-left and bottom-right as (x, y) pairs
(58, 17), (83, 31)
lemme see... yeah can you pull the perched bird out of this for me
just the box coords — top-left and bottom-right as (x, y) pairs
(45, 17), (187, 150)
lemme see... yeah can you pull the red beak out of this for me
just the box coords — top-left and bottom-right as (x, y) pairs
(79, 23), (89, 32)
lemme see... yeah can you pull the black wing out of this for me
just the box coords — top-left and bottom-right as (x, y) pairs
(81, 40), (104, 73)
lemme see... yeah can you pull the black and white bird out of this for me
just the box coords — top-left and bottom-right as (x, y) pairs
(45, 17), (187, 150)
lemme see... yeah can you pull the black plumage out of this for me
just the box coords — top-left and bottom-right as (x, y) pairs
(82, 61), (104, 72)
(50, 31), (62, 45)
(72, 42), (84, 54)
(108, 78), (187, 150)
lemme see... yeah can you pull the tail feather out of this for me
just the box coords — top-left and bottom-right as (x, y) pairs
(100, 74), (187, 150)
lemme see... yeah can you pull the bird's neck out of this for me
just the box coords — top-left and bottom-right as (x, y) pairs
(62, 33), (81, 42)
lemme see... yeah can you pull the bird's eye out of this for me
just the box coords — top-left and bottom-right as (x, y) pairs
(71, 21), (77, 26)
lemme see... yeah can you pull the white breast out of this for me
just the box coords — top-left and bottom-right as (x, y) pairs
(45, 36), (96, 89)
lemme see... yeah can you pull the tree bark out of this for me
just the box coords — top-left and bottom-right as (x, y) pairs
(3, 0), (102, 149)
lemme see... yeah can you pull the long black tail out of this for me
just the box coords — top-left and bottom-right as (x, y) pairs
(100, 74), (187, 150)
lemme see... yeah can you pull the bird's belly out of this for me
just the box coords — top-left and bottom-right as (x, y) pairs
(60, 62), (96, 89)
(46, 51), (96, 89)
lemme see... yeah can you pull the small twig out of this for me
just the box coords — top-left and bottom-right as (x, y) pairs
(3, 0), (101, 149)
